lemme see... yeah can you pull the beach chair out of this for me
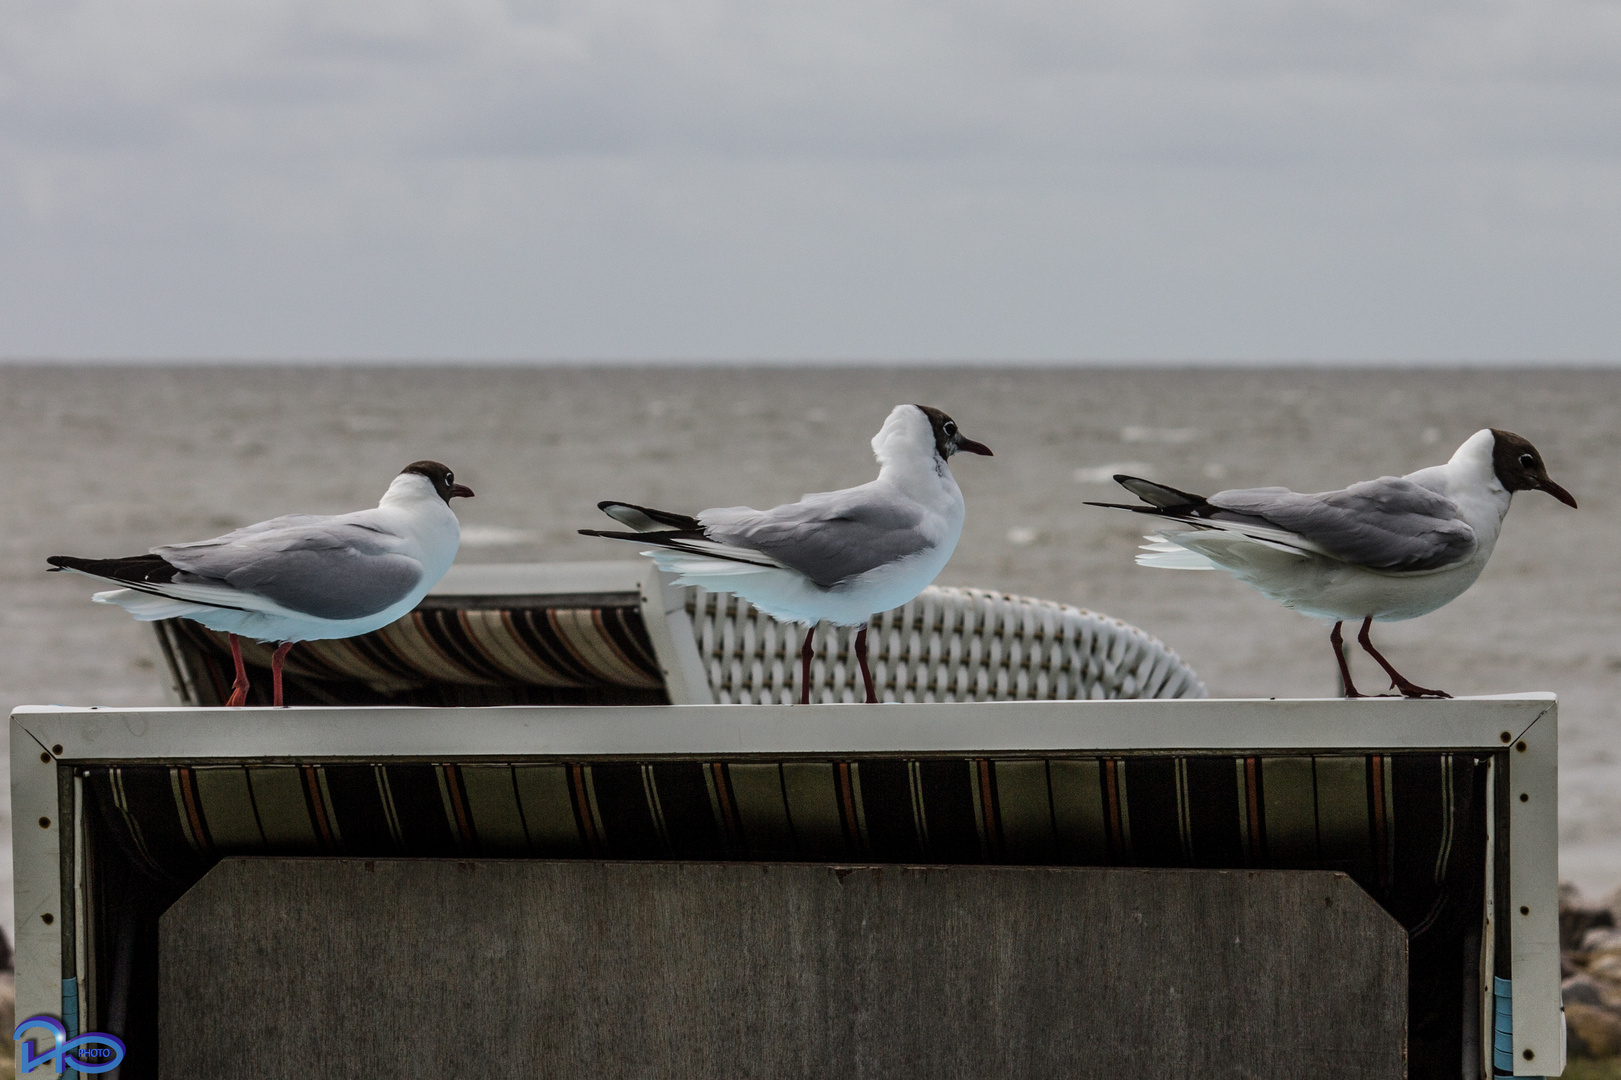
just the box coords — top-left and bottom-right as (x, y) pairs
(11, 695), (1561, 1078)
(10, 564), (1561, 1077)
(146, 561), (1208, 708)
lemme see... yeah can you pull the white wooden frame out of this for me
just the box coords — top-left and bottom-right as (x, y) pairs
(10, 694), (1560, 1076)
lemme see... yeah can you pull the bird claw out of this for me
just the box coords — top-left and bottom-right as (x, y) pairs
(1385, 677), (1449, 699)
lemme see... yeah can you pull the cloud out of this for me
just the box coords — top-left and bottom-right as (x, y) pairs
(2, 0), (1621, 358)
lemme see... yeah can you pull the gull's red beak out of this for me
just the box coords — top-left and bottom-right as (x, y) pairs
(956, 438), (993, 457)
(450, 484), (475, 499)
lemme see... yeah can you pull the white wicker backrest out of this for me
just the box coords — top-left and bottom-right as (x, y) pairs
(686, 585), (1207, 705)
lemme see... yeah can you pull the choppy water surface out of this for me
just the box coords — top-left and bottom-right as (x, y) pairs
(3, 364), (1618, 937)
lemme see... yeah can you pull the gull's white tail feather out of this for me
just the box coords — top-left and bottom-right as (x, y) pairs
(1136, 527), (1317, 572)
(1136, 527), (1319, 571)
(93, 587), (246, 626)
(1136, 542), (1217, 571)
(646, 549), (780, 588)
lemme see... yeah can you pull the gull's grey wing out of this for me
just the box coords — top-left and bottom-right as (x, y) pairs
(155, 516), (423, 620)
(701, 492), (931, 588)
(1206, 476), (1476, 571)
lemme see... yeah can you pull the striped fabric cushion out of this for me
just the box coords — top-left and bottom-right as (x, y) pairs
(88, 751), (1486, 935)
(156, 601), (666, 707)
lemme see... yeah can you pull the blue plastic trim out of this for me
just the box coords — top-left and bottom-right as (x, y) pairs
(62, 976), (79, 1039)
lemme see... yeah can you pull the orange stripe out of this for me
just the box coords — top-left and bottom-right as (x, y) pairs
(1370, 755), (1389, 889)
(837, 762), (861, 852)
(1245, 757), (1263, 862)
(443, 766), (475, 848)
(976, 759), (999, 858)
(1103, 759), (1123, 861)
(302, 767), (337, 851)
(571, 765), (599, 850)
(177, 768), (212, 853)
(710, 763), (741, 848)
(547, 611), (602, 676)
(592, 609), (651, 678)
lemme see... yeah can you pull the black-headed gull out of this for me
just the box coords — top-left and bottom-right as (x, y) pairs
(48, 461), (474, 706)
(1087, 429), (1575, 698)
(581, 404), (992, 703)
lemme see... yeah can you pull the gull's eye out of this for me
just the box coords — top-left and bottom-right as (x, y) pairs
(1518, 454), (1534, 468)
(944, 421), (956, 436)
(445, 472), (453, 483)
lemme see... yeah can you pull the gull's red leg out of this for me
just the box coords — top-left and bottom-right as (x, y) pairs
(270, 641), (295, 707)
(225, 633), (250, 707)
(801, 625), (815, 705)
(1330, 622), (1364, 698)
(855, 625), (877, 704)
(1357, 616), (1450, 699)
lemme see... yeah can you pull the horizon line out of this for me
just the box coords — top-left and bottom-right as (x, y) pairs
(2, 356), (1620, 369)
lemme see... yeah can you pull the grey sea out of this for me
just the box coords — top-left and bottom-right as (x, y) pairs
(3, 363), (1618, 941)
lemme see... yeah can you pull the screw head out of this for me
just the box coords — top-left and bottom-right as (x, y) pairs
(1516, 741), (1528, 752)
(38, 751), (49, 764)
(1499, 731), (1512, 743)
(1520, 905), (1530, 915)
(51, 744), (62, 755)
(37, 817), (49, 830)
(1524, 1049), (1534, 1060)
(41, 913), (53, 925)
(1519, 793), (1529, 802)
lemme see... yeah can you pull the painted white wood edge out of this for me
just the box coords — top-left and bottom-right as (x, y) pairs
(1510, 704), (1562, 1075)
(11, 720), (61, 1068)
(638, 568), (714, 706)
(1480, 757), (1497, 1078)
(12, 694), (1553, 762)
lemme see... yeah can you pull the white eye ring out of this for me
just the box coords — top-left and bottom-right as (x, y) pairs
(1518, 454), (1534, 468)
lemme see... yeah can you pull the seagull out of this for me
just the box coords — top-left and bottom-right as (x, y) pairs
(1086, 429), (1576, 698)
(48, 461), (473, 706)
(580, 404), (992, 703)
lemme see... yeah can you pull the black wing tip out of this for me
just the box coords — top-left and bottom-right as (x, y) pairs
(595, 500), (703, 531)
(580, 528), (701, 543)
(1113, 475), (1209, 509)
(1082, 501), (1161, 513)
(45, 553), (178, 583)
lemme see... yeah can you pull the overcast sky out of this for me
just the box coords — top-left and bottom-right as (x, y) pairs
(3, 0), (1620, 361)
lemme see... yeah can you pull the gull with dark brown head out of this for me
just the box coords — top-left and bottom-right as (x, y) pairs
(582, 404), (992, 703)
(1087, 429), (1575, 698)
(48, 461), (474, 706)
